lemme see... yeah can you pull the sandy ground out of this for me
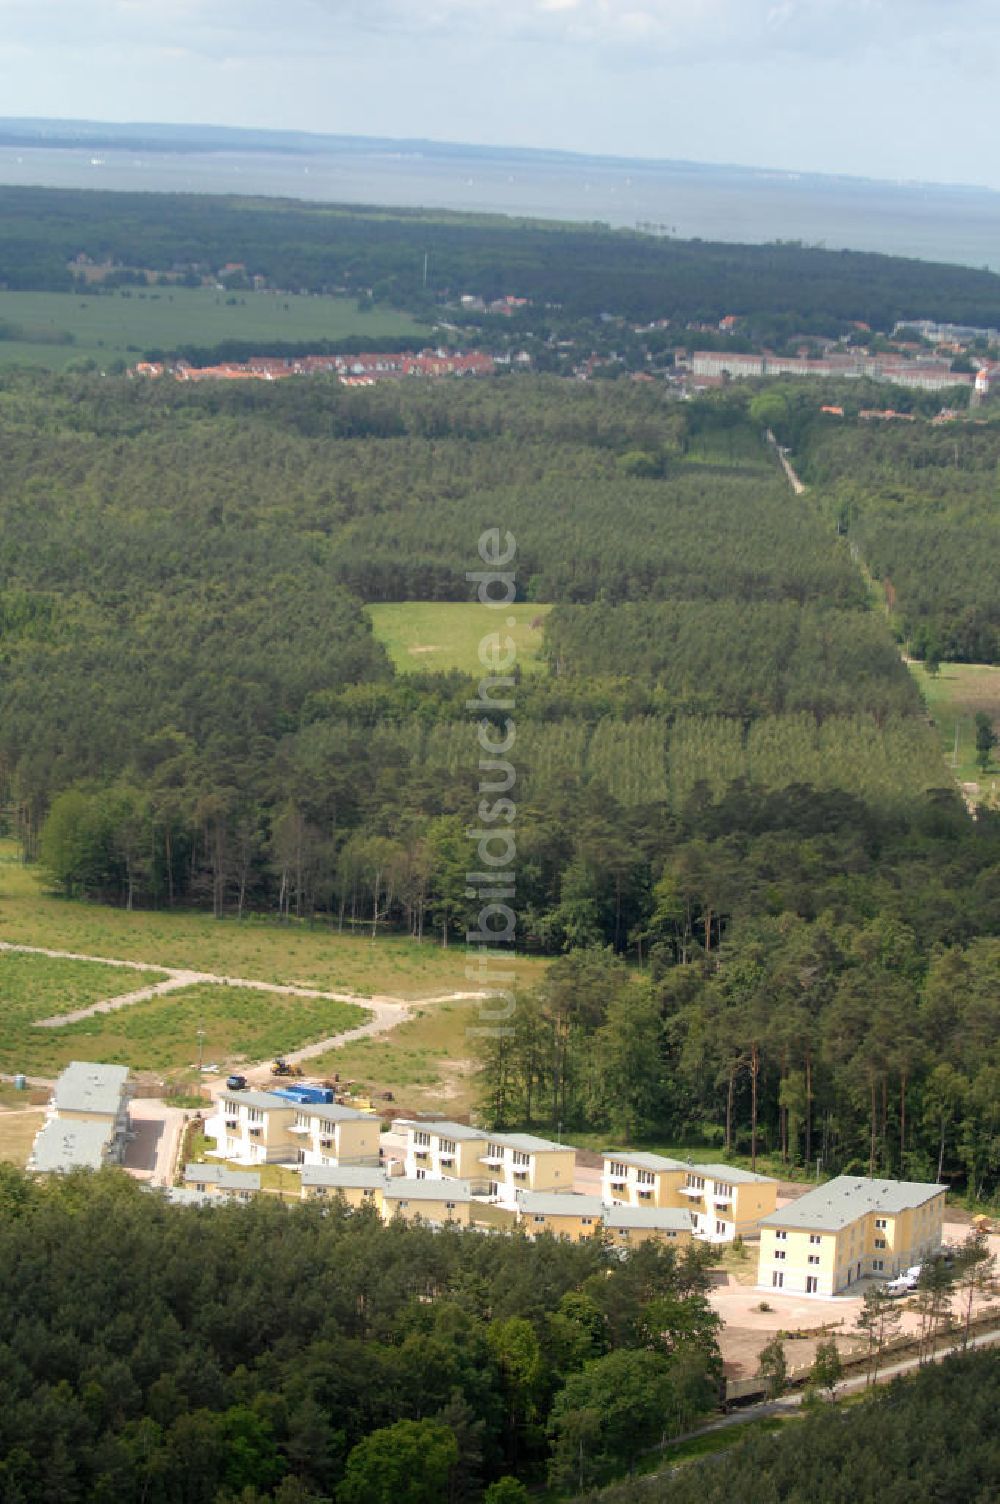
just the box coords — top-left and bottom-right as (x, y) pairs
(713, 1222), (1000, 1377)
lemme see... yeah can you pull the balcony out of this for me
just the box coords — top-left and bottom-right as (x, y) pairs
(710, 1191), (732, 1205)
(438, 1152), (456, 1164)
(679, 1185), (704, 1197)
(608, 1175), (627, 1188)
(480, 1153), (505, 1167)
(289, 1122), (310, 1134)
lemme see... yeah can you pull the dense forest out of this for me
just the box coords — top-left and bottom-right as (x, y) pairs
(2, 370), (998, 1193)
(0, 1167), (723, 1502)
(4, 184), (1000, 335)
(590, 1348), (1000, 1504)
(793, 413), (1000, 663)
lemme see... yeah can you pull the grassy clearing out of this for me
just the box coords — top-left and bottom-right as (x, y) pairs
(0, 287), (424, 370)
(910, 660), (1000, 800)
(366, 602), (553, 677)
(0, 1108), (45, 1167)
(0, 844), (548, 1000)
(0, 951), (165, 1074)
(308, 998), (482, 1116)
(186, 1128), (302, 1199)
(9, 983), (366, 1079)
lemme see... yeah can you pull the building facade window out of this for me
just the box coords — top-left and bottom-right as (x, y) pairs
(774, 1250), (786, 1260)
(772, 1272), (784, 1288)
(776, 1230), (788, 1241)
(809, 1234), (822, 1245)
(808, 1255), (820, 1266)
(806, 1276), (818, 1293)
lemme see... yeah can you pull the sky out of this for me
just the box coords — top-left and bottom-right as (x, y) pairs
(0, 0), (998, 187)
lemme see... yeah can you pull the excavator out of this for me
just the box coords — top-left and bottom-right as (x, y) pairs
(270, 1057), (304, 1079)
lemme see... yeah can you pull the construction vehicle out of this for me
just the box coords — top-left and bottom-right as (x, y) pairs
(270, 1058), (304, 1079)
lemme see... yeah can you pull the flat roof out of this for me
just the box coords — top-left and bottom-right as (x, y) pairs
(308, 1105), (375, 1124)
(603, 1205), (693, 1231)
(602, 1152), (774, 1184)
(603, 1151), (690, 1173)
(52, 1061), (130, 1117)
(517, 1191), (604, 1217)
(30, 1117), (115, 1173)
(489, 1131), (569, 1154)
(300, 1165), (386, 1189)
(184, 1163), (260, 1191)
(384, 1177), (472, 1202)
(760, 1176), (946, 1233)
(397, 1119), (486, 1142)
(218, 1089), (297, 1112)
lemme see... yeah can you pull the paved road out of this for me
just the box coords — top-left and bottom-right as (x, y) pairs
(123, 1098), (188, 1186)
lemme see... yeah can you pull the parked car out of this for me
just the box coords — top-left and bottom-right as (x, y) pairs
(226, 1074), (248, 1091)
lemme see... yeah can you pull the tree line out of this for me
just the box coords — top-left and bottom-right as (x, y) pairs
(0, 1167), (724, 1502)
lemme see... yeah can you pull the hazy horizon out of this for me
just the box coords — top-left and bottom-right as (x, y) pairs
(3, 3), (1000, 191)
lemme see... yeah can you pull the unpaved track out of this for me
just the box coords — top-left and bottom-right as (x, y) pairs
(1, 941), (495, 1081)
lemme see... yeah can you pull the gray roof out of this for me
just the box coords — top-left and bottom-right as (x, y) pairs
(218, 1089), (296, 1112)
(603, 1205), (693, 1232)
(760, 1176), (946, 1233)
(384, 1176), (472, 1203)
(308, 1105), (374, 1124)
(603, 1151), (690, 1173)
(184, 1163), (260, 1192)
(693, 1163), (777, 1186)
(30, 1118), (115, 1173)
(603, 1152), (774, 1185)
(518, 1191), (604, 1218)
(301, 1165), (386, 1190)
(52, 1061), (130, 1117)
(398, 1119), (486, 1142)
(159, 1187), (219, 1207)
(488, 1131), (569, 1154)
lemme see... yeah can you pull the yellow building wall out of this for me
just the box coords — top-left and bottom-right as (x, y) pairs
(301, 1182), (383, 1211)
(731, 1180), (778, 1228)
(526, 1149), (577, 1193)
(335, 1118), (380, 1162)
(386, 1197), (472, 1226)
(605, 1224), (693, 1250)
(521, 1210), (600, 1242)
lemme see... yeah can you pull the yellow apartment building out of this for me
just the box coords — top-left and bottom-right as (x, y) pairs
(398, 1120), (489, 1182)
(382, 1177), (473, 1227)
(183, 1163), (260, 1201)
(300, 1164), (387, 1208)
(206, 1089), (298, 1164)
(30, 1060), (134, 1174)
(289, 1104), (381, 1167)
(758, 1176), (947, 1296)
(602, 1205), (695, 1250)
(602, 1152), (777, 1241)
(480, 1131), (577, 1206)
(517, 1191), (605, 1241)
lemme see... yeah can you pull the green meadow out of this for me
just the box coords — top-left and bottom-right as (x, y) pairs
(0, 286), (424, 370)
(909, 660), (1000, 799)
(366, 601), (553, 676)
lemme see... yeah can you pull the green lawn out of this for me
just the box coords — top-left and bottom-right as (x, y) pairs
(366, 602), (553, 677)
(0, 951), (165, 1074)
(0, 845), (548, 1000)
(909, 660), (1000, 800)
(0, 287), (424, 370)
(7, 982), (367, 1078)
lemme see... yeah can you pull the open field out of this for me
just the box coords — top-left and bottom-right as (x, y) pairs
(0, 846), (548, 998)
(366, 601), (553, 677)
(307, 997), (482, 1116)
(0, 286), (424, 369)
(910, 660), (1000, 801)
(0, 1108), (45, 1167)
(5, 983), (367, 1079)
(0, 951), (165, 1074)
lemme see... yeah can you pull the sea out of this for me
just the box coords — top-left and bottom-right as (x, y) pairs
(1, 138), (999, 273)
